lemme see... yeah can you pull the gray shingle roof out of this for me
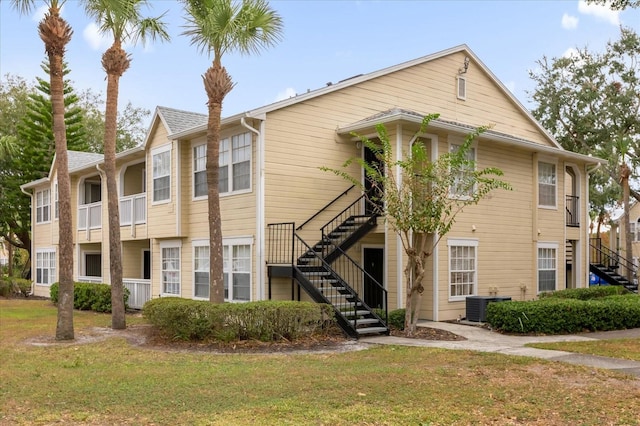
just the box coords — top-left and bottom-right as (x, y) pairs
(68, 151), (104, 171)
(156, 106), (207, 135)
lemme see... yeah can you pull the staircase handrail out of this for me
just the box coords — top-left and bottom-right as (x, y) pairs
(589, 238), (636, 278)
(329, 244), (388, 325)
(296, 185), (355, 231)
(320, 191), (374, 240)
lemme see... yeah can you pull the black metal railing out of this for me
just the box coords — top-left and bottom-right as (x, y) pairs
(590, 237), (636, 278)
(266, 222), (296, 265)
(296, 185), (355, 230)
(566, 195), (580, 227)
(320, 193), (372, 258)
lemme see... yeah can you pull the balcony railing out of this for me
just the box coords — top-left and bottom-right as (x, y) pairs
(120, 193), (146, 226)
(78, 202), (102, 231)
(75, 277), (151, 309)
(566, 195), (579, 227)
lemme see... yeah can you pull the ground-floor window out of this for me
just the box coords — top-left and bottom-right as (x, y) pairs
(538, 243), (557, 293)
(193, 243), (209, 299)
(35, 248), (56, 285)
(161, 241), (181, 295)
(224, 238), (252, 301)
(84, 253), (102, 277)
(448, 239), (478, 300)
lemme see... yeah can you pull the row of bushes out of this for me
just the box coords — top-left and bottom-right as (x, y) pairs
(0, 277), (31, 298)
(50, 282), (129, 313)
(143, 298), (335, 342)
(487, 286), (640, 334)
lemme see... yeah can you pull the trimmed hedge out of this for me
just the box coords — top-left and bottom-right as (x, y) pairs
(142, 298), (335, 342)
(50, 282), (129, 313)
(487, 291), (640, 334)
(0, 277), (32, 297)
(539, 285), (628, 300)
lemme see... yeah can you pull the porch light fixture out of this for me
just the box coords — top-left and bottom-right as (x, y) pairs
(458, 56), (470, 75)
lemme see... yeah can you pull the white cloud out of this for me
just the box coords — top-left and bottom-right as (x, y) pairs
(577, 0), (620, 25)
(275, 87), (296, 102)
(563, 47), (580, 58)
(83, 23), (112, 51)
(561, 13), (579, 30)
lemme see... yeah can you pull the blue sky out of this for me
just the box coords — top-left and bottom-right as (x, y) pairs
(1, 1), (638, 125)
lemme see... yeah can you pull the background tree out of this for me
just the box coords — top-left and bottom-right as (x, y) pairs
(181, 0), (283, 303)
(585, 0), (639, 9)
(530, 28), (640, 259)
(324, 114), (511, 334)
(12, 0), (75, 340)
(82, 0), (169, 330)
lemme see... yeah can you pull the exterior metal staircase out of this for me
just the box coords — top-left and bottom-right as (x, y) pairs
(589, 238), (638, 292)
(267, 191), (389, 338)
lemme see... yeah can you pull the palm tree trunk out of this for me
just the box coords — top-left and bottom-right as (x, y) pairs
(204, 63), (234, 303)
(38, 6), (74, 341)
(104, 69), (125, 330)
(621, 163), (633, 281)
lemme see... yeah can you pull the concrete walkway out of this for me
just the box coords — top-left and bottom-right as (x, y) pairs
(359, 322), (640, 377)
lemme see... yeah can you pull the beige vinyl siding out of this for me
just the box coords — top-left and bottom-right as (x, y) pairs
(121, 240), (150, 279)
(122, 162), (145, 196)
(146, 122), (176, 238)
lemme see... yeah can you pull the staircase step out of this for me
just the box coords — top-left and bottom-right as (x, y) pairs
(356, 327), (388, 335)
(319, 286), (344, 292)
(341, 310), (370, 317)
(349, 318), (380, 325)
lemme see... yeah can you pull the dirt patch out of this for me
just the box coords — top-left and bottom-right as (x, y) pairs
(25, 323), (465, 354)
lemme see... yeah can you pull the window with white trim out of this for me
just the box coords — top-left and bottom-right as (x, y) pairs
(193, 243), (209, 299)
(36, 189), (51, 224)
(193, 144), (207, 198)
(54, 182), (59, 220)
(537, 244), (557, 293)
(538, 161), (556, 207)
(449, 143), (476, 198)
(448, 239), (477, 299)
(152, 147), (171, 202)
(35, 248), (56, 285)
(223, 239), (251, 301)
(161, 242), (180, 295)
(219, 132), (251, 194)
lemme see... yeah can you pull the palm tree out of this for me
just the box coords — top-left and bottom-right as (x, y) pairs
(181, 0), (283, 303)
(81, 0), (169, 330)
(12, 0), (75, 340)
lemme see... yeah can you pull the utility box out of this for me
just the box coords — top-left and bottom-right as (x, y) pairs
(466, 296), (512, 322)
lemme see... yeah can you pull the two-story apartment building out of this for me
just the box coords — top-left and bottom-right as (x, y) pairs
(22, 45), (602, 334)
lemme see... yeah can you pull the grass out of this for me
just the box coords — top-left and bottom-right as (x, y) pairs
(2, 299), (640, 425)
(528, 338), (640, 361)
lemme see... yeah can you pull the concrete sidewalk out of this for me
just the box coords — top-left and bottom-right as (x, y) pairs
(359, 322), (640, 377)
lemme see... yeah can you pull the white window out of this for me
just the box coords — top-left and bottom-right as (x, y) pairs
(152, 146), (171, 203)
(449, 143), (476, 198)
(54, 182), (59, 220)
(448, 239), (478, 299)
(193, 243), (209, 299)
(223, 239), (252, 301)
(538, 161), (556, 208)
(193, 144), (207, 198)
(219, 133), (251, 194)
(35, 248), (56, 285)
(36, 189), (51, 224)
(538, 243), (557, 293)
(457, 75), (466, 100)
(161, 241), (181, 295)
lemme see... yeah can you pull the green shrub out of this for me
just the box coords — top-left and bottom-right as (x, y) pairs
(50, 282), (129, 313)
(0, 277), (11, 298)
(12, 278), (32, 297)
(539, 285), (628, 300)
(387, 308), (406, 330)
(143, 298), (335, 342)
(486, 294), (640, 334)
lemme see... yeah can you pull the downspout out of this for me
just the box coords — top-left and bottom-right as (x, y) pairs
(20, 186), (35, 295)
(175, 140), (181, 237)
(95, 163), (107, 280)
(241, 115), (264, 300)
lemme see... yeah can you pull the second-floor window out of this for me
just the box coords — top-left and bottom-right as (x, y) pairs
(152, 147), (171, 203)
(220, 132), (251, 194)
(449, 143), (476, 198)
(36, 189), (51, 224)
(193, 144), (207, 198)
(538, 161), (556, 208)
(54, 182), (59, 220)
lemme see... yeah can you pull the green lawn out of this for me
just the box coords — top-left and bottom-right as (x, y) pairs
(528, 338), (640, 361)
(1, 299), (640, 425)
